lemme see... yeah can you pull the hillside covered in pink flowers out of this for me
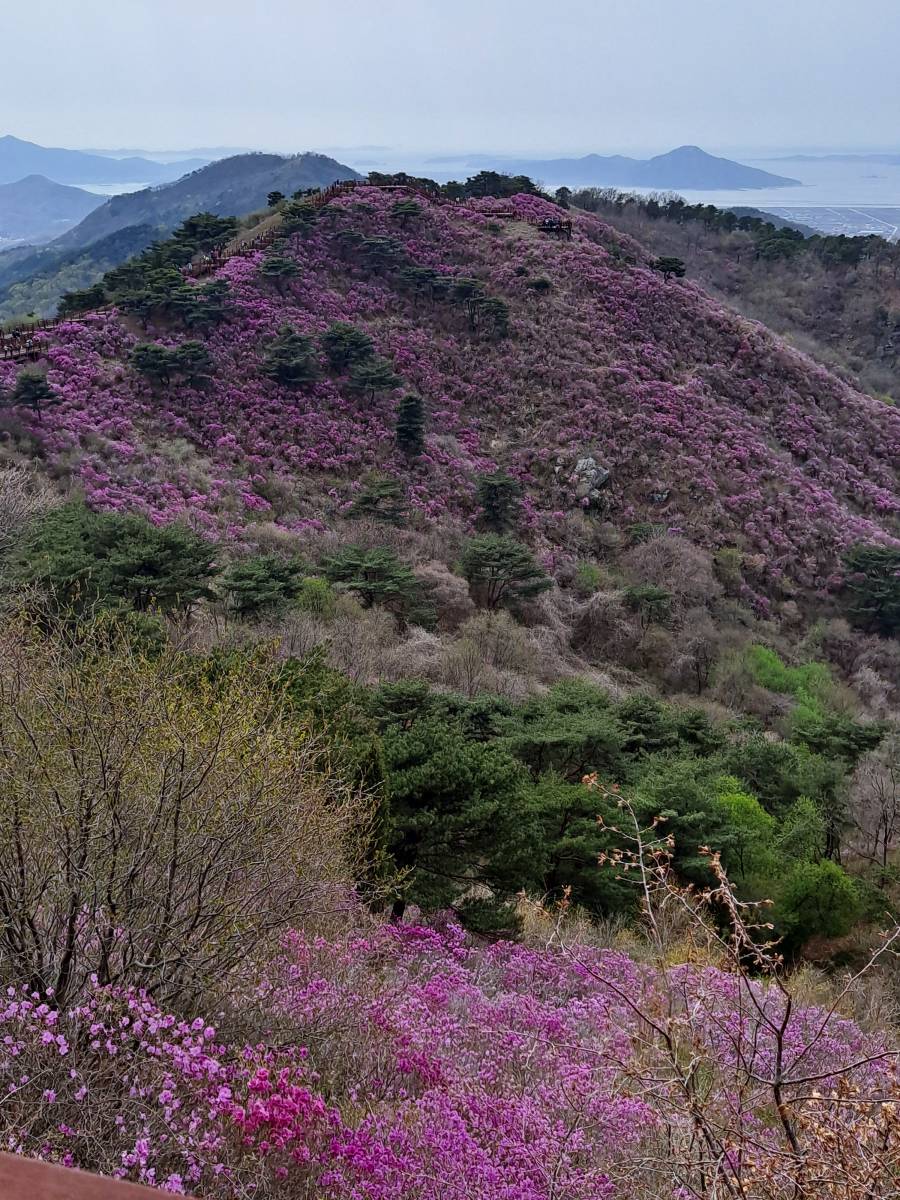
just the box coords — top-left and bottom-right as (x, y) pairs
(1, 187), (897, 596)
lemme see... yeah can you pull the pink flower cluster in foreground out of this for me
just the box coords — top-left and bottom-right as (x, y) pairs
(0, 186), (897, 587)
(0, 922), (890, 1198)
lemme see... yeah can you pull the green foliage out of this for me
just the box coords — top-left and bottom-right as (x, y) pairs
(573, 560), (603, 596)
(395, 393), (425, 457)
(475, 472), (522, 533)
(78, 606), (168, 659)
(777, 860), (861, 944)
(9, 369), (58, 418)
(295, 576), (336, 617)
(714, 776), (777, 879)
(320, 322), (376, 372)
(460, 534), (552, 610)
(280, 200), (319, 237)
(131, 342), (175, 386)
(841, 543), (900, 636)
(222, 554), (304, 616)
(370, 682), (539, 914)
(617, 694), (682, 757)
(530, 772), (634, 914)
(170, 212), (238, 252)
(477, 296), (510, 338)
(745, 646), (884, 766)
(258, 254), (299, 292)
(790, 706), (885, 766)
(321, 545), (431, 626)
(631, 756), (728, 884)
(390, 198), (422, 225)
(347, 354), (401, 398)
(172, 341), (214, 387)
(132, 340), (213, 388)
(652, 256), (687, 280)
(776, 796), (827, 864)
(267, 190), (286, 208)
(623, 583), (672, 627)
(746, 645), (833, 701)
(57, 282), (107, 316)
(263, 324), (320, 389)
(9, 502), (218, 613)
(349, 475), (407, 524)
(716, 735), (843, 819)
(500, 680), (626, 780)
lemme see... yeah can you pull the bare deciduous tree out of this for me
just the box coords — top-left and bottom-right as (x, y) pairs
(0, 621), (372, 1008)
(849, 731), (900, 876)
(0, 464), (55, 558)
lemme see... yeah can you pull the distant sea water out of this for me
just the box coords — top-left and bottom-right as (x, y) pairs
(540, 160), (900, 239)
(77, 182), (153, 196)
(617, 159), (900, 209)
(39, 162), (900, 240)
(346, 151), (900, 239)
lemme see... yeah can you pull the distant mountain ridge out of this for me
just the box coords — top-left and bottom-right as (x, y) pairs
(0, 175), (104, 245)
(52, 152), (362, 253)
(0, 151), (361, 319)
(429, 146), (800, 189)
(0, 135), (207, 185)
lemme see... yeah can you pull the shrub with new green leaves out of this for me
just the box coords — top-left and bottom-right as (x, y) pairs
(573, 561), (603, 596)
(623, 583), (672, 628)
(776, 795), (827, 863)
(295, 576), (336, 617)
(713, 776), (777, 880)
(460, 534), (552, 610)
(777, 860), (861, 944)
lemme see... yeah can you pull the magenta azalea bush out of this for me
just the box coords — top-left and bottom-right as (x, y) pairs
(1, 921), (895, 1198)
(0, 186), (897, 591)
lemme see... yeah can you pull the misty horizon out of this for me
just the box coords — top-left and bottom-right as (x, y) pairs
(3, 0), (900, 158)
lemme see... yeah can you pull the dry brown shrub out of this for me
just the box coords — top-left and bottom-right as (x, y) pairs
(326, 606), (399, 684)
(0, 463), (56, 557)
(622, 532), (722, 609)
(571, 588), (642, 663)
(413, 559), (475, 631)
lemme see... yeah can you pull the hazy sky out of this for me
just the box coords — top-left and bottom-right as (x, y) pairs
(3, 0), (899, 157)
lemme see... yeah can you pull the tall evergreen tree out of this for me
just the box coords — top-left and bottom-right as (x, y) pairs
(11, 370), (58, 420)
(263, 324), (320, 389)
(396, 393), (425, 456)
(476, 471), (522, 532)
(460, 534), (552, 610)
(320, 322), (375, 372)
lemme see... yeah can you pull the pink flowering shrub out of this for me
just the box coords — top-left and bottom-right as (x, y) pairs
(0, 187), (896, 591)
(2, 920), (897, 1198)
